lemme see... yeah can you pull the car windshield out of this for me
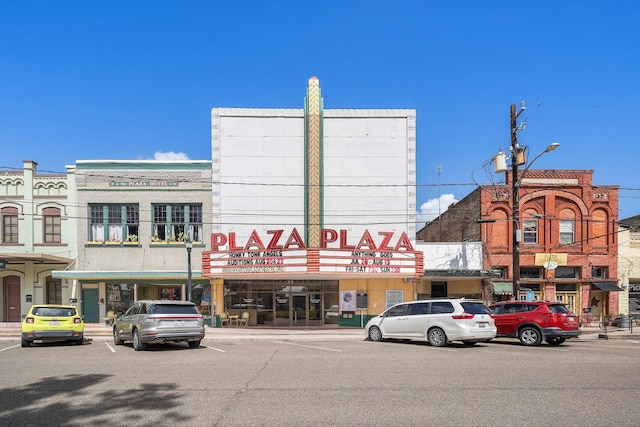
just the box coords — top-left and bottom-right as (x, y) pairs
(548, 304), (570, 314)
(33, 307), (76, 317)
(149, 304), (198, 315)
(461, 302), (491, 315)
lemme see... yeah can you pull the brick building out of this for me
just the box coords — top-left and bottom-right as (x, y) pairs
(417, 169), (622, 322)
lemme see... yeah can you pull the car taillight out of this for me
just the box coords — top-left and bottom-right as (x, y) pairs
(74, 318), (82, 324)
(452, 313), (475, 320)
(25, 317), (34, 324)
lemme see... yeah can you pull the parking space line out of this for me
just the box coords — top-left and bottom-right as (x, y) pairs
(271, 341), (342, 352)
(105, 342), (116, 353)
(574, 342), (640, 349)
(0, 344), (20, 352)
(204, 345), (226, 352)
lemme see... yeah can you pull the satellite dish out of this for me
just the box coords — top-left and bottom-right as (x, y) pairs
(543, 261), (558, 270)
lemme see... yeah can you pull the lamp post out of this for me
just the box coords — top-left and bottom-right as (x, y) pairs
(185, 238), (193, 302)
(494, 102), (559, 300)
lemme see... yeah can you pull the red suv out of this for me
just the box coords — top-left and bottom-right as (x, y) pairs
(488, 301), (580, 346)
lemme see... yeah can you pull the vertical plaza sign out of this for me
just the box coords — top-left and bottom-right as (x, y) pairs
(202, 228), (423, 278)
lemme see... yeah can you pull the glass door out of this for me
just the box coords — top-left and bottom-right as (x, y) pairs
(308, 293), (323, 326)
(291, 291), (306, 325)
(275, 293), (290, 326)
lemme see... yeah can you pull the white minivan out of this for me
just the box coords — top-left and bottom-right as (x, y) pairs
(365, 298), (496, 347)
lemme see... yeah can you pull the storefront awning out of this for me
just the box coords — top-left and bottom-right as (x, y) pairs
(52, 270), (206, 282)
(0, 253), (73, 264)
(492, 281), (513, 295)
(592, 282), (624, 292)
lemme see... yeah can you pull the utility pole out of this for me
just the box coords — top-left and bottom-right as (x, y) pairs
(510, 103), (524, 301)
(491, 103), (558, 302)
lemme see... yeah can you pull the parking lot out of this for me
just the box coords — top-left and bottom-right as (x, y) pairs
(1, 335), (640, 426)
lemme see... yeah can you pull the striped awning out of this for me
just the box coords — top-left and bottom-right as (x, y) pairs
(492, 282), (513, 295)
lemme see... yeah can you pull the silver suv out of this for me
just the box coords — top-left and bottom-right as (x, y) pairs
(113, 300), (205, 351)
(365, 298), (496, 347)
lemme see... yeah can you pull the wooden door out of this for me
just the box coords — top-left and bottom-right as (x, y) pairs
(3, 275), (21, 322)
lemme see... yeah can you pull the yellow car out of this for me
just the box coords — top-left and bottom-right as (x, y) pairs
(21, 304), (84, 347)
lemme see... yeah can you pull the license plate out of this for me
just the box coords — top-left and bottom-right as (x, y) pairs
(49, 321), (60, 326)
(478, 323), (486, 328)
(568, 317), (574, 322)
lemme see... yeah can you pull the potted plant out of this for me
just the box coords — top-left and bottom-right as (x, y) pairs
(124, 234), (139, 245)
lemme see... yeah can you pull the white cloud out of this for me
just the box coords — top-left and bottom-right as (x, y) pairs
(416, 193), (458, 226)
(153, 151), (190, 160)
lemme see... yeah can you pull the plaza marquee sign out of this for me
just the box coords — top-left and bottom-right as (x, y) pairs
(202, 228), (423, 278)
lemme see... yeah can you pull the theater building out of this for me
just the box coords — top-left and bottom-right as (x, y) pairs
(203, 77), (423, 326)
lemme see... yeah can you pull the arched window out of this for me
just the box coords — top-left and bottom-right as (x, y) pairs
(43, 207), (61, 244)
(1, 207), (18, 244)
(523, 209), (539, 244)
(559, 209), (576, 245)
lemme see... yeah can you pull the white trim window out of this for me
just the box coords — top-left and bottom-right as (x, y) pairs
(523, 219), (538, 244)
(90, 204), (139, 243)
(559, 220), (574, 245)
(153, 204), (203, 242)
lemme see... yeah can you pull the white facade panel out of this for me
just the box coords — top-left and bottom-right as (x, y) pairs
(214, 110), (306, 240)
(212, 107), (416, 246)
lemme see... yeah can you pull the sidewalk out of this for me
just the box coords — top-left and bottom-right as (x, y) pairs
(2, 322), (639, 342)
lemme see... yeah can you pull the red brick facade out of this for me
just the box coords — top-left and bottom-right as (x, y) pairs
(417, 170), (620, 320)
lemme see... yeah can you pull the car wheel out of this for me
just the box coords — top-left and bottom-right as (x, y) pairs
(76, 338), (84, 345)
(132, 329), (146, 351)
(21, 337), (31, 348)
(546, 337), (566, 346)
(462, 341), (477, 347)
(428, 327), (447, 347)
(188, 340), (201, 348)
(113, 328), (124, 345)
(518, 326), (542, 346)
(368, 326), (383, 342)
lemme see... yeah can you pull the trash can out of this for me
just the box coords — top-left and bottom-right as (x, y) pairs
(204, 315), (212, 327)
(214, 315), (221, 328)
(614, 316), (630, 328)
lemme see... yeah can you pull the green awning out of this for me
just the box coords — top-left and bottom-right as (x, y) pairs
(492, 282), (513, 295)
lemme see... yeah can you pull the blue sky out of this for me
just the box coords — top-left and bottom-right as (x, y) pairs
(1, 1), (639, 222)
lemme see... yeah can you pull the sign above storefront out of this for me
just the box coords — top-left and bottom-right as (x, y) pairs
(209, 228), (415, 252)
(203, 229), (423, 278)
(534, 253), (567, 266)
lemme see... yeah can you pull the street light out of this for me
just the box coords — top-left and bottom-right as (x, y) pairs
(493, 102), (560, 300)
(185, 238), (193, 302)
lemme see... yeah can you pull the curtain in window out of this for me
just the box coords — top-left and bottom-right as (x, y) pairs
(108, 224), (123, 241)
(189, 224), (203, 241)
(91, 224), (104, 241)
